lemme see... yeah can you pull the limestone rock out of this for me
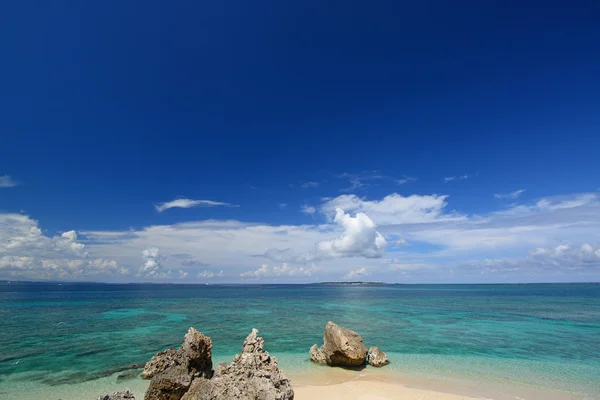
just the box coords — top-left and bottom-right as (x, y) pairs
(97, 390), (135, 400)
(144, 364), (192, 400)
(143, 328), (293, 400)
(309, 344), (326, 365)
(180, 377), (215, 400)
(182, 328), (213, 377)
(142, 328), (213, 380)
(142, 348), (185, 380)
(321, 321), (367, 367)
(367, 346), (389, 367)
(187, 329), (294, 400)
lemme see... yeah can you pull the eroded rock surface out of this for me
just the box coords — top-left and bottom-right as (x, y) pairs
(367, 346), (389, 367)
(187, 329), (294, 400)
(309, 344), (327, 365)
(142, 328), (213, 380)
(320, 321), (367, 367)
(143, 328), (293, 400)
(143, 328), (213, 400)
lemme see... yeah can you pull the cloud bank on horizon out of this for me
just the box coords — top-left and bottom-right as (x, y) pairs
(2, 189), (600, 283)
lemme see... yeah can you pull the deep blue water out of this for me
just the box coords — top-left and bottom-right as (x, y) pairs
(1, 283), (599, 398)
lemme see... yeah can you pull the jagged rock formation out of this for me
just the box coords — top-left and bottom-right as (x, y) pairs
(143, 327), (293, 400)
(142, 328), (213, 380)
(367, 346), (389, 367)
(143, 328), (213, 400)
(309, 344), (327, 365)
(309, 321), (368, 367)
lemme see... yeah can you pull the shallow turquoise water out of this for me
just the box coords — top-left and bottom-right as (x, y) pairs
(0, 283), (599, 398)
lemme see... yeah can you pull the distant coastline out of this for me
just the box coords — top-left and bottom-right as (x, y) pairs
(313, 281), (388, 285)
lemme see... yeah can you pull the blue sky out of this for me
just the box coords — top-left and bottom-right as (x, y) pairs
(1, 1), (600, 283)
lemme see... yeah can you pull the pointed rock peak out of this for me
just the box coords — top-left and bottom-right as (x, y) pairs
(242, 328), (265, 354)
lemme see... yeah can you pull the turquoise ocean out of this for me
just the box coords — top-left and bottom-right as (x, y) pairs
(1, 282), (599, 399)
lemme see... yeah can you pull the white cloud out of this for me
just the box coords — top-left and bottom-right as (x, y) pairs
(1, 214), (87, 257)
(343, 267), (369, 279)
(494, 189), (526, 199)
(342, 179), (368, 191)
(458, 243), (600, 277)
(265, 208), (387, 263)
(0, 213), (125, 280)
(493, 193), (597, 216)
(322, 193), (464, 225)
(336, 171), (384, 192)
(394, 237), (407, 246)
(197, 270), (222, 279)
(0, 175), (18, 188)
(6, 191), (600, 283)
(137, 247), (186, 280)
(529, 243), (600, 267)
(241, 263), (318, 278)
(316, 208), (387, 259)
(444, 175), (471, 183)
(140, 247), (161, 277)
(300, 205), (316, 215)
(396, 176), (417, 185)
(301, 181), (320, 188)
(155, 198), (237, 212)
(241, 264), (270, 277)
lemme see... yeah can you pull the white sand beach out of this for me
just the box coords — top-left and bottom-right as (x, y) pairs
(295, 380), (487, 400)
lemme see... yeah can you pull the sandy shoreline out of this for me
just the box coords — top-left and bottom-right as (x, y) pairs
(294, 380), (487, 400)
(1, 367), (591, 400)
(1, 355), (593, 400)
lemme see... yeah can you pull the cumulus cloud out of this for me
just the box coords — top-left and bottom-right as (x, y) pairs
(8, 190), (598, 283)
(240, 263), (318, 278)
(140, 247), (161, 277)
(0, 175), (18, 188)
(155, 198), (237, 212)
(197, 270), (223, 279)
(0, 213), (124, 280)
(322, 193), (464, 225)
(300, 205), (316, 215)
(317, 208), (387, 258)
(0, 215), (87, 258)
(529, 243), (600, 267)
(343, 267), (369, 279)
(494, 189), (526, 199)
(265, 208), (387, 264)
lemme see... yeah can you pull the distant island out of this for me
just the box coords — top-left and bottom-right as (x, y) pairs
(313, 281), (387, 285)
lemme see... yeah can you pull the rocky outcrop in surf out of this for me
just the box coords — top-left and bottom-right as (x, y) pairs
(97, 390), (135, 400)
(309, 321), (388, 368)
(366, 346), (389, 367)
(142, 328), (213, 380)
(182, 329), (294, 400)
(309, 321), (368, 367)
(143, 327), (293, 400)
